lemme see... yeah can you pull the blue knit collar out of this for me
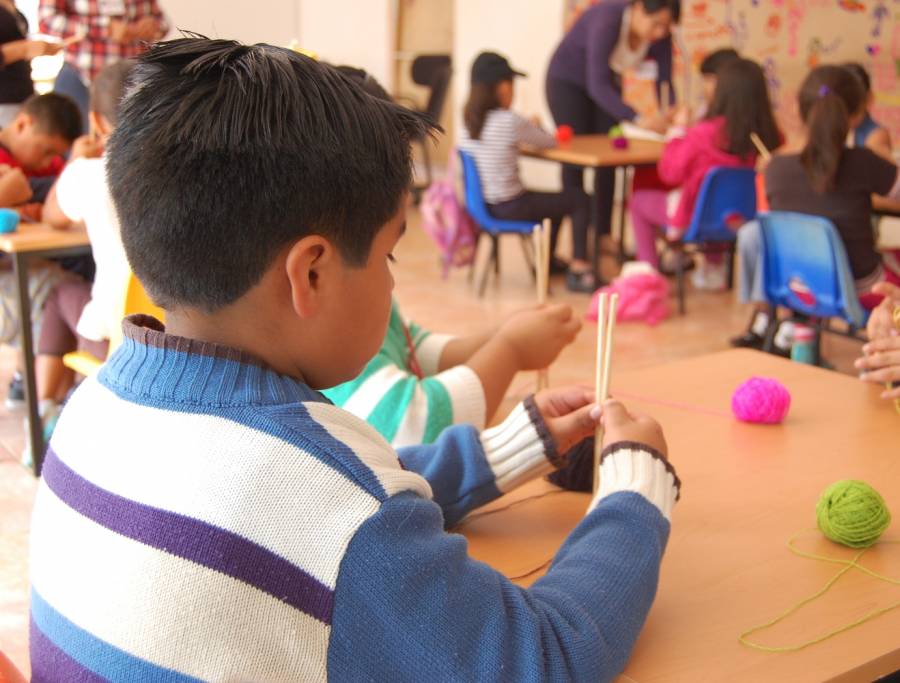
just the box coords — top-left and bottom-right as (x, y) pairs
(98, 315), (328, 407)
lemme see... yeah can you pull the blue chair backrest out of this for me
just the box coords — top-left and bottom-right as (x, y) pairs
(458, 149), (534, 235)
(757, 211), (867, 328)
(683, 167), (757, 244)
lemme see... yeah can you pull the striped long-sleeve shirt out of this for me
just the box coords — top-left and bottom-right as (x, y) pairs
(29, 314), (680, 681)
(323, 300), (486, 447)
(459, 108), (557, 204)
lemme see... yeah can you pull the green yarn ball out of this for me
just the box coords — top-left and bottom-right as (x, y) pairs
(816, 480), (892, 548)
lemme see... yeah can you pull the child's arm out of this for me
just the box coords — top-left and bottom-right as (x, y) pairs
(511, 113), (557, 150)
(41, 183), (71, 229)
(329, 401), (680, 681)
(397, 386), (597, 526)
(0, 167), (32, 207)
(584, 7), (636, 122)
(865, 126), (893, 162)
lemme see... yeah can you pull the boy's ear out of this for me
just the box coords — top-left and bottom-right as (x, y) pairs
(284, 235), (339, 319)
(13, 113), (33, 134)
(90, 112), (114, 139)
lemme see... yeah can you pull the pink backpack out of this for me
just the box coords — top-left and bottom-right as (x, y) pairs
(420, 152), (478, 278)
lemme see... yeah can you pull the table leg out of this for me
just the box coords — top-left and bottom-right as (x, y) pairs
(12, 252), (43, 476)
(616, 166), (628, 264)
(592, 168), (603, 283)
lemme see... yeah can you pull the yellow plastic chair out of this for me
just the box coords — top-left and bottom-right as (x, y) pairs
(63, 273), (165, 377)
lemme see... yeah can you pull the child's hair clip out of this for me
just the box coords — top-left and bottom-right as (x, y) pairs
(817, 85), (831, 98)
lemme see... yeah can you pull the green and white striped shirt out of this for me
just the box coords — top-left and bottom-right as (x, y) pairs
(323, 301), (485, 447)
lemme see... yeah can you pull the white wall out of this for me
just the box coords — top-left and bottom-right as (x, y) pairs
(165, 1), (300, 48)
(453, 0), (566, 190)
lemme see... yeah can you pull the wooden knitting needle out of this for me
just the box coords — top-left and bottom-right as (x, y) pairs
(593, 292), (619, 496)
(534, 219), (551, 391)
(750, 132), (771, 161)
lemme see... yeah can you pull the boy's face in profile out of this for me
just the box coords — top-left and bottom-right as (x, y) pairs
(315, 202), (406, 389)
(8, 114), (71, 170)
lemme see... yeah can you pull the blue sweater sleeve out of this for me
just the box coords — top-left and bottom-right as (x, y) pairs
(397, 399), (555, 527)
(327, 487), (672, 682)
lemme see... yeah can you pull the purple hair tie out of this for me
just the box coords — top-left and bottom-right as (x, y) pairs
(818, 84), (831, 97)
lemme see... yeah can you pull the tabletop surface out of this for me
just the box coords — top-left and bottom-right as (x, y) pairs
(460, 349), (899, 683)
(0, 222), (89, 254)
(521, 134), (665, 168)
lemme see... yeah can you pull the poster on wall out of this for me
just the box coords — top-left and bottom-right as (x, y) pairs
(564, 0), (900, 142)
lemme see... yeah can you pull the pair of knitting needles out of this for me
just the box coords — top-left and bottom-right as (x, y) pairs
(533, 219), (551, 391)
(593, 292), (619, 495)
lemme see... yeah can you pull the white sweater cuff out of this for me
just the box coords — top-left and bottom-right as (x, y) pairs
(440, 365), (486, 430)
(479, 397), (555, 493)
(589, 444), (680, 521)
(415, 333), (454, 376)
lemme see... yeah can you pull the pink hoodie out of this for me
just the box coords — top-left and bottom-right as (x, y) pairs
(657, 117), (757, 229)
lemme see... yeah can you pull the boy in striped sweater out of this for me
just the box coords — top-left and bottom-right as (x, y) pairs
(29, 37), (682, 681)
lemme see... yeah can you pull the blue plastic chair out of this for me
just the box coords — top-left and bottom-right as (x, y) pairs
(758, 211), (868, 363)
(458, 149), (538, 296)
(674, 167), (758, 314)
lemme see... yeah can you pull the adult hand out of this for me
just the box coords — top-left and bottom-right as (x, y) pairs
(636, 113), (669, 134)
(109, 19), (133, 44)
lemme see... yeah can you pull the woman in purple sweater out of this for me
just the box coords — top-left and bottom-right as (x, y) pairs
(547, 0), (679, 243)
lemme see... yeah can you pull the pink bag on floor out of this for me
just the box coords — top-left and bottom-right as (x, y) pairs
(586, 264), (671, 326)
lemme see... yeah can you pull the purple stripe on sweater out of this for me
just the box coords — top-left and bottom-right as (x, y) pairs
(41, 449), (334, 624)
(29, 617), (107, 683)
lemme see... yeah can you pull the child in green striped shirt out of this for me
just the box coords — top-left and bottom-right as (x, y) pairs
(323, 299), (581, 447)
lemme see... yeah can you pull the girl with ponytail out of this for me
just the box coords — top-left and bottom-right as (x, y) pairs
(766, 65), (900, 296)
(732, 65), (900, 350)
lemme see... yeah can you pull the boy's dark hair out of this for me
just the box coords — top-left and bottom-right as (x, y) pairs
(798, 65), (865, 193)
(843, 62), (871, 93)
(700, 48), (739, 76)
(107, 38), (436, 312)
(20, 93), (82, 142)
(635, 0), (681, 23)
(90, 59), (136, 125)
(333, 65), (392, 102)
(705, 57), (780, 159)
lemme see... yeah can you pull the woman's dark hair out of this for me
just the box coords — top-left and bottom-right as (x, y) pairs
(463, 82), (503, 140)
(700, 48), (739, 76)
(843, 62), (871, 94)
(797, 65), (865, 193)
(705, 58), (780, 159)
(635, 0), (681, 23)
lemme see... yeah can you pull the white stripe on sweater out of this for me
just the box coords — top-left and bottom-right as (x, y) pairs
(591, 449), (679, 521)
(303, 401), (432, 500)
(391, 382), (430, 448)
(30, 484), (330, 682)
(480, 402), (551, 492)
(50, 378), (383, 590)
(341, 364), (407, 420)
(414, 332), (453, 376)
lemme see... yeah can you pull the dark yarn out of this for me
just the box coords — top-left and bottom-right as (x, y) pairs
(547, 437), (595, 492)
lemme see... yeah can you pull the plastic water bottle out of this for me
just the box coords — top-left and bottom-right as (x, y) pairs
(791, 325), (816, 364)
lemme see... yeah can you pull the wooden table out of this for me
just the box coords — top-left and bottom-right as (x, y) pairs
(460, 349), (900, 682)
(0, 223), (90, 476)
(522, 135), (664, 274)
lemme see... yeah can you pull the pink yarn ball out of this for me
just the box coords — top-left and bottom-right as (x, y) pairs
(731, 376), (791, 424)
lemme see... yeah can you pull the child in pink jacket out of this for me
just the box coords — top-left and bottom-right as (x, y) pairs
(629, 57), (780, 287)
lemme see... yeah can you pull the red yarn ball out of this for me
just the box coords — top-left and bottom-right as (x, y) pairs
(556, 124), (574, 143)
(731, 376), (791, 424)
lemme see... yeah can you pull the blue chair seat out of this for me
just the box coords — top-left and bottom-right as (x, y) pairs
(458, 149), (540, 295)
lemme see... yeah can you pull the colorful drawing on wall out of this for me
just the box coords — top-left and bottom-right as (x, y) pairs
(563, 0), (900, 142)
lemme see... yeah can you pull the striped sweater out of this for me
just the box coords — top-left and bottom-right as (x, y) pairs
(459, 108), (557, 204)
(29, 315), (681, 682)
(323, 300), (485, 447)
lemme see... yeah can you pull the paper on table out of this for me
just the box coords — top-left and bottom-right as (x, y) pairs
(620, 122), (667, 142)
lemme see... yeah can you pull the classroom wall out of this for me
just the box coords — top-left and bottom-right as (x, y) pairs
(453, 0), (567, 190)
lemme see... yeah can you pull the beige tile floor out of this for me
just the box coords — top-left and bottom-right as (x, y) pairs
(0, 207), (865, 674)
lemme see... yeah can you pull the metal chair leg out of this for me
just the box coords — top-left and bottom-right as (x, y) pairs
(520, 235), (537, 282)
(478, 236), (497, 297)
(468, 232), (483, 284)
(676, 247), (686, 315)
(493, 235), (500, 275)
(725, 246), (735, 290)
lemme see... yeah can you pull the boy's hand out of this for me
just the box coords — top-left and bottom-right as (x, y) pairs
(601, 400), (668, 457)
(497, 303), (581, 371)
(866, 282), (900, 341)
(533, 386), (598, 454)
(71, 135), (104, 160)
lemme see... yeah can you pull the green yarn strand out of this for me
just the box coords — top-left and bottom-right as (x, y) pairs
(816, 480), (891, 548)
